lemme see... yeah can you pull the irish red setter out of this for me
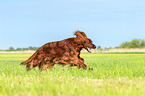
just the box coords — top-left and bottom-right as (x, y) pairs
(20, 31), (96, 70)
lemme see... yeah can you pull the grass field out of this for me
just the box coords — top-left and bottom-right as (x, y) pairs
(0, 53), (145, 96)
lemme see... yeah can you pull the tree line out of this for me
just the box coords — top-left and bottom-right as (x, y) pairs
(1, 39), (145, 51)
(5, 46), (40, 51)
(116, 39), (145, 48)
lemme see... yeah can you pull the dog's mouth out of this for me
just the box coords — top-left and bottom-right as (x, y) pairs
(86, 47), (91, 53)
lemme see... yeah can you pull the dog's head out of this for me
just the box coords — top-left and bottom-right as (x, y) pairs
(75, 31), (96, 53)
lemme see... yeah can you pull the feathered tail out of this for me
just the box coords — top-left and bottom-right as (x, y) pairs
(20, 51), (38, 65)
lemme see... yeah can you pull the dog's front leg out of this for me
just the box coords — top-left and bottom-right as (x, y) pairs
(78, 58), (93, 70)
(78, 63), (93, 70)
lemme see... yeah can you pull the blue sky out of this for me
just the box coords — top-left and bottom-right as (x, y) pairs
(0, 0), (145, 50)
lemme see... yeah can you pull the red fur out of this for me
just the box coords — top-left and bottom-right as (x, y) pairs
(20, 31), (96, 70)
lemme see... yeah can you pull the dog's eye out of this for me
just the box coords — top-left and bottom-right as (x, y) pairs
(88, 39), (92, 43)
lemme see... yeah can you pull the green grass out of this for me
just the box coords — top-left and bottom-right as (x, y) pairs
(0, 53), (145, 96)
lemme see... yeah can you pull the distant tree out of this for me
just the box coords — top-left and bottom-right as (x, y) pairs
(97, 46), (101, 49)
(140, 40), (145, 47)
(130, 39), (140, 48)
(1, 46), (40, 51)
(28, 46), (39, 50)
(119, 41), (129, 48)
(9, 47), (15, 51)
(118, 39), (145, 48)
(22, 48), (29, 51)
(16, 48), (22, 51)
(29, 46), (33, 50)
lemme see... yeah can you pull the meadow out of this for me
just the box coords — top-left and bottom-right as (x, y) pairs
(0, 53), (145, 96)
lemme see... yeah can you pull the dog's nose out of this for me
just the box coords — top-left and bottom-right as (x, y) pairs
(93, 45), (96, 49)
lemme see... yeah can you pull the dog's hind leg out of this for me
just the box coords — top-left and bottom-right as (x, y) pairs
(38, 60), (44, 70)
(43, 57), (56, 70)
(26, 63), (32, 71)
(26, 60), (35, 71)
(43, 62), (55, 70)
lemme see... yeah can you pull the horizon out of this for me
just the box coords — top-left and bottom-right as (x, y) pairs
(1, 38), (145, 50)
(1, 0), (145, 50)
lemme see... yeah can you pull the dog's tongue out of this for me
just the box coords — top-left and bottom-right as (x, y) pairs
(87, 47), (91, 53)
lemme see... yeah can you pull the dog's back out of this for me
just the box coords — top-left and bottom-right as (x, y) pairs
(20, 37), (76, 70)
(20, 31), (96, 70)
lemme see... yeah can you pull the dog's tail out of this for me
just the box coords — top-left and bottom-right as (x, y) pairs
(20, 50), (38, 65)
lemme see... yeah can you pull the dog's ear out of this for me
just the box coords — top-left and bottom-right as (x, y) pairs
(74, 31), (87, 39)
(74, 31), (87, 43)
